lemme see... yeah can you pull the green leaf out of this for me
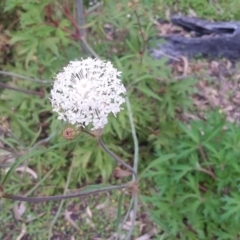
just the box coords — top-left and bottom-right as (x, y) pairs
(44, 37), (60, 56)
(125, 39), (138, 53)
(137, 84), (162, 101)
(2, 138), (84, 185)
(115, 192), (124, 231)
(179, 122), (199, 143)
(205, 122), (224, 143)
(30, 127), (42, 146)
(131, 74), (153, 86)
(171, 164), (193, 182)
(140, 153), (176, 179)
(140, 195), (170, 234)
(111, 117), (122, 139)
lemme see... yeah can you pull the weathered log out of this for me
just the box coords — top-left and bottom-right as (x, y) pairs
(150, 15), (240, 61)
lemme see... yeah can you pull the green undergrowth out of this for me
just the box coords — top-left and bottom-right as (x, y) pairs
(155, 0), (240, 20)
(0, 189), (149, 239)
(141, 112), (240, 239)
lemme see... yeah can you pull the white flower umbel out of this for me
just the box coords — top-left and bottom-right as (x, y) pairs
(50, 58), (126, 130)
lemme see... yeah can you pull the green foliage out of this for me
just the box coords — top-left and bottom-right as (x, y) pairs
(156, 0), (240, 20)
(1, 0), (240, 238)
(142, 112), (240, 239)
(0, 0), (196, 185)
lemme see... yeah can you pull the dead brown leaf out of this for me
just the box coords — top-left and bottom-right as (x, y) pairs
(113, 167), (132, 178)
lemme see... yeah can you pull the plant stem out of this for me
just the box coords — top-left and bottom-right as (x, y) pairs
(116, 196), (134, 239)
(126, 96), (139, 180)
(134, 10), (146, 64)
(98, 137), (137, 181)
(125, 194), (138, 240)
(81, 38), (100, 58)
(75, 0), (88, 54)
(198, 167), (216, 180)
(85, 2), (103, 14)
(0, 70), (51, 84)
(2, 184), (129, 203)
(48, 160), (74, 240)
(24, 168), (55, 197)
(0, 83), (44, 97)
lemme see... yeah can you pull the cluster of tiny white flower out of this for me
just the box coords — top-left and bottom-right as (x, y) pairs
(50, 58), (126, 130)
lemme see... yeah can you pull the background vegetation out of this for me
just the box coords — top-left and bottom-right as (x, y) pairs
(1, 0), (240, 239)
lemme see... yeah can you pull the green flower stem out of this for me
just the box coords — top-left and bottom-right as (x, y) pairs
(81, 38), (100, 58)
(85, 2), (103, 14)
(98, 137), (137, 181)
(116, 196), (134, 239)
(126, 96), (139, 179)
(125, 96), (139, 239)
(2, 184), (130, 203)
(75, 0), (88, 55)
(0, 70), (51, 84)
(48, 159), (74, 240)
(0, 82), (43, 97)
(24, 168), (54, 197)
(125, 194), (138, 240)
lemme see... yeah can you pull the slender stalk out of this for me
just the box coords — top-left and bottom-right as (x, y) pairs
(48, 160), (74, 240)
(31, 131), (57, 149)
(81, 38), (100, 58)
(2, 184), (129, 203)
(198, 167), (216, 180)
(124, 95), (139, 239)
(24, 168), (54, 197)
(116, 196), (134, 239)
(125, 195), (138, 240)
(12, 168), (55, 217)
(134, 10), (146, 65)
(126, 96), (139, 179)
(1, 168), (54, 219)
(0, 70), (51, 84)
(75, 0), (88, 54)
(85, 2), (103, 14)
(98, 137), (137, 181)
(0, 83), (43, 97)
(98, 96), (139, 239)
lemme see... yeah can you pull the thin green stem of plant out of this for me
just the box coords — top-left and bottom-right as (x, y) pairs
(2, 184), (130, 203)
(75, 0), (88, 55)
(2, 168), (55, 221)
(86, 1), (103, 14)
(125, 96), (139, 239)
(0, 82), (43, 97)
(13, 168), (55, 210)
(139, 195), (170, 234)
(31, 131), (58, 150)
(24, 168), (55, 197)
(0, 70), (51, 83)
(116, 196), (134, 240)
(125, 195), (138, 240)
(134, 10), (146, 65)
(126, 96), (139, 178)
(75, 0), (100, 58)
(48, 160), (74, 240)
(81, 38), (100, 59)
(98, 137), (137, 181)
(0, 125), (26, 149)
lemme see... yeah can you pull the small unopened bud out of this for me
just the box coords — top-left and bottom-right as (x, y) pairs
(62, 127), (77, 140)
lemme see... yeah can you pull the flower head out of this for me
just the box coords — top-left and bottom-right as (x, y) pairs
(50, 58), (126, 130)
